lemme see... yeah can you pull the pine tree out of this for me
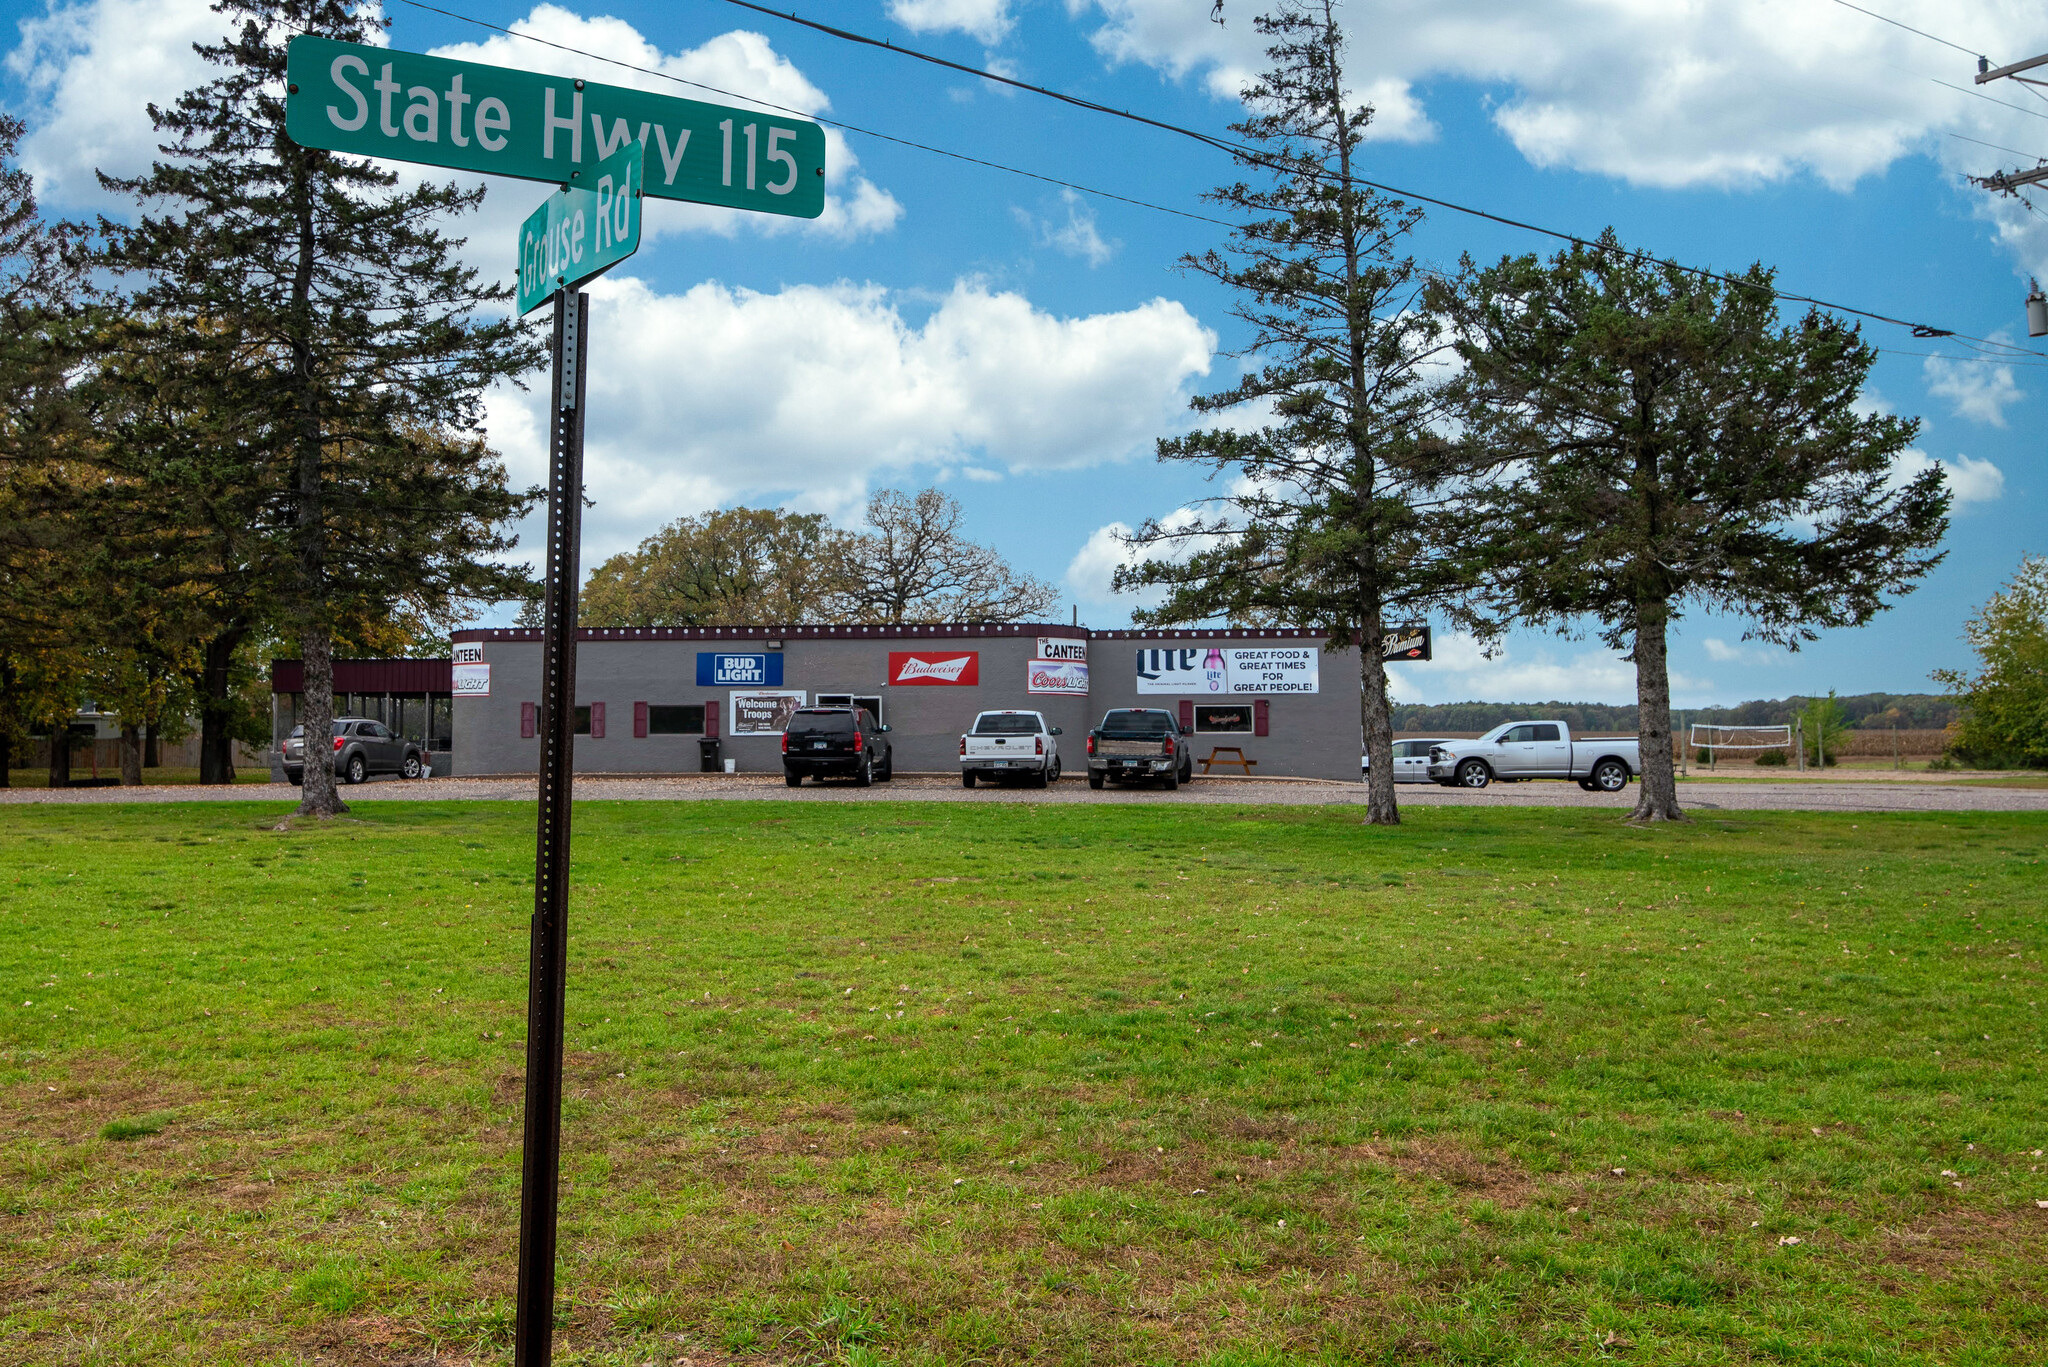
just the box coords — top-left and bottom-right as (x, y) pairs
(99, 0), (539, 813)
(1114, 0), (1464, 825)
(1433, 233), (1949, 821)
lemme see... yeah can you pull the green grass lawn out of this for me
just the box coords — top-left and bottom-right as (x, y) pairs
(2, 801), (2044, 1367)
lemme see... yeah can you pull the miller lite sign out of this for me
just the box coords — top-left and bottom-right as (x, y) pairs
(887, 650), (979, 686)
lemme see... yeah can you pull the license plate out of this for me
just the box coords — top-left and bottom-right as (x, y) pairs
(992, 761), (1009, 767)
(811, 742), (827, 749)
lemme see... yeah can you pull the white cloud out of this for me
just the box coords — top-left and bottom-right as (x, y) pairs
(889, 0), (1015, 46)
(7, 1), (901, 243)
(1077, 1), (2048, 194)
(5, 0), (229, 210)
(1065, 521), (1141, 606)
(1703, 637), (1767, 664)
(1013, 189), (1118, 265)
(494, 276), (1214, 565)
(1923, 354), (2022, 427)
(1384, 631), (1714, 707)
(1892, 449), (2006, 505)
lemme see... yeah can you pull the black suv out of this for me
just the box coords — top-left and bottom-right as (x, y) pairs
(781, 707), (893, 786)
(284, 717), (428, 786)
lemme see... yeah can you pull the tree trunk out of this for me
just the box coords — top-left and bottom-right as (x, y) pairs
(120, 724), (143, 786)
(287, 136), (345, 819)
(296, 626), (346, 817)
(49, 729), (70, 789)
(0, 731), (9, 788)
(1358, 618), (1399, 825)
(1629, 598), (1685, 822)
(197, 631), (241, 785)
(144, 721), (159, 769)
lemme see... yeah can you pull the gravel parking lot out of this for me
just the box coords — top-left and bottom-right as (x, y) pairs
(4, 772), (2045, 813)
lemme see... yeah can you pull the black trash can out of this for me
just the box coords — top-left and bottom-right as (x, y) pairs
(699, 737), (723, 773)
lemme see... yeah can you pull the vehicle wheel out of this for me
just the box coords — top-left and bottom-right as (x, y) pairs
(345, 754), (367, 785)
(1182, 759), (1193, 784)
(1578, 778), (1599, 792)
(855, 757), (874, 788)
(1455, 759), (1490, 789)
(1162, 767), (1179, 791)
(1048, 755), (1061, 783)
(1087, 771), (1104, 790)
(1029, 764), (1049, 789)
(403, 753), (423, 780)
(287, 771), (303, 787)
(1591, 759), (1630, 792)
(785, 770), (802, 788)
(878, 751), (893, 781)
(962, 771), (976, 788)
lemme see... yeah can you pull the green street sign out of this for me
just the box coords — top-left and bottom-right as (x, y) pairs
(284, 35), (825, 220)
(518, 142), (644, 316)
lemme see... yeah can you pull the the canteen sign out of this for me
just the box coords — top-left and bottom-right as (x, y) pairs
(696, 652), (783, 687)
(283, 36), (826, 219)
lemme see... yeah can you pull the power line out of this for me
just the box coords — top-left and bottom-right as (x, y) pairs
(715, 0), (2039, 356)
(1823, 0), (1986, 62)
(1947, 131), (2048, 163)
(386, 0), (1233, 229)
(388, 0), (2033, 359)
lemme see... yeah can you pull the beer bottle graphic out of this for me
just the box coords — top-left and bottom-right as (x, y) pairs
(1202, 647), (1226, 692)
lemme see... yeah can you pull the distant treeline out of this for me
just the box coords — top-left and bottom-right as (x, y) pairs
(1391, 693), (1958, 734)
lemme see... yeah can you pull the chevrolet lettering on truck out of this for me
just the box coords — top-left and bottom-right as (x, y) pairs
(1426, 721), (1640, 792)
(959, 710), (1062, 787)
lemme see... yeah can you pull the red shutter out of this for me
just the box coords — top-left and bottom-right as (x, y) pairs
(704, 699), (720, 739)
(520, 702), (536, 739)
(589, 701), (606, 738)
(633, 701), (648, 738)
(1254, 699), (1270, 737)
(1177, 700), (1194, 732)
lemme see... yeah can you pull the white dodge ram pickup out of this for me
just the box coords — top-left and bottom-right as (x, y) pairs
(1427, 721), (1640, 792)
(959, 710), (1062, 787)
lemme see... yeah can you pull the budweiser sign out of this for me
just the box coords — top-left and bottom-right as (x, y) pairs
(888, 650), (979, 686)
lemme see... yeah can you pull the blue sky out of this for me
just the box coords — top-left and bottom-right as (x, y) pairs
(5, 0), (2044, 705)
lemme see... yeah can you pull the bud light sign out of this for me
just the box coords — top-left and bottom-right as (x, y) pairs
(696, 652), (782, 687)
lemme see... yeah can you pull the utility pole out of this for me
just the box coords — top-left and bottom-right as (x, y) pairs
(1972, 51), (2048, 335)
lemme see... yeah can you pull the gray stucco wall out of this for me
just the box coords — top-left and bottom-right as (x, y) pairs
(449, 626), (1362, 782)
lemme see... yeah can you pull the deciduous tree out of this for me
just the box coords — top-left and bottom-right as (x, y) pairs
(835, 488), (1059, 625)
(1932, 555), (2048, 769)
(581, 507), (847, 627)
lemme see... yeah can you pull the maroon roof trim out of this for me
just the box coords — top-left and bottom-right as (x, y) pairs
(447, 624), (1331, 643)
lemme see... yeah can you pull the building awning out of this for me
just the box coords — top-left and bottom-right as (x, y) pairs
(270, 659), (454, 694)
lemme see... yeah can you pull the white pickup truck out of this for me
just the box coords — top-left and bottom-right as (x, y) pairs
(959, 710), (1063, 787)
(1427, 722), (1640, 792)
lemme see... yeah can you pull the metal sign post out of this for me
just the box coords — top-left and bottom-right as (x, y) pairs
(281, 38), (825, 1367)
(515, 288), (587, 1367)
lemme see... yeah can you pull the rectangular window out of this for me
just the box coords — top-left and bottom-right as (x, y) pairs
(817, 693), (883, 724)
(648, 704), (706, 735)
(573, 705), (591, 735)
(1194, 704), (1253, 733)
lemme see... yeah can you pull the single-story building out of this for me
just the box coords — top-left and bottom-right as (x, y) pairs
(438, 623), (1363, 781)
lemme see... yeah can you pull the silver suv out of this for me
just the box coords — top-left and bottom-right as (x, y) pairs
(284, 717), (427, 786)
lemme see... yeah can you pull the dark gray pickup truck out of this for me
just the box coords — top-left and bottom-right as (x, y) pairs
(1085, 707), (1194, 790)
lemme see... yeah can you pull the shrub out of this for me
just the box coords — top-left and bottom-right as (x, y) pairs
(1754, 748), (1788, 766)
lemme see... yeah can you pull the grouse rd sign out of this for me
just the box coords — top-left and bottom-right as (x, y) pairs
(284, 35), (826, 219)
(517, 140), (643, 315)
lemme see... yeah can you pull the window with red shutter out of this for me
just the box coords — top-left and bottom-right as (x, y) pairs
(589, 701), (606, 738)
(633, 701), (648, 738)
(1177, 700), (1194, 732)
(520, 702), (535, 739)
(704, 699), (720, 739)
(1254, 699), (1270, 736)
